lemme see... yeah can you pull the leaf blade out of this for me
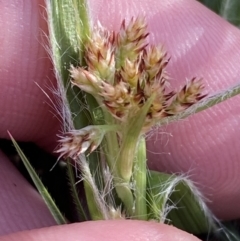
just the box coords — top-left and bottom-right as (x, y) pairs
(9, 132), (67, 225)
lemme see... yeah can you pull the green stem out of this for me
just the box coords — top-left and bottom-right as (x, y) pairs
(78, 156), (108, 220)
(114, 185), (134, 216)
(133, 137), (147, 220)
(108, 96), (155, 215)
(117, 95), (155, 182)
(102, 111), (120, 170)
(101, 111), (135, 215)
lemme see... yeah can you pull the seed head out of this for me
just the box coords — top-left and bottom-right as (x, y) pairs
(143, 45), (169, 81)
(69, 17), (206, 132)
(116, 16), (149, 64)
(56, 126), (105, 160)
(100, 80), (133, 120)
(120, 58), (140, 88)
(70, 65), (102, 95)
(85, 22), (116, 81)
(166, 78), (206, 115)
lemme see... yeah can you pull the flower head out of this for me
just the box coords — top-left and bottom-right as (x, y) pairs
(56, 125), (105, 160)
(70, 17), (206, 132)
(70, 65), (102, 96)
(116, 16), (148, 63)
(85, 22), (116, 81)
(166, 78), (206, 115)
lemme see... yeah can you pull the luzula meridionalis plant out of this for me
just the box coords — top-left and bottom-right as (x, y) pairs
(55, 16), (208, 218)
(9, 0), (240, 239)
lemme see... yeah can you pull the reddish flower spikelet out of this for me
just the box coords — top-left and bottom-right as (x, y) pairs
(116, 16), (149, 64)
(166, 78), (206, 115)
(120, 58), (140, 87)
(70, 65), (102, 95)
(143, 45), (169, 81)
(85, 22), (116, 81)
(56, 126), (105, 160)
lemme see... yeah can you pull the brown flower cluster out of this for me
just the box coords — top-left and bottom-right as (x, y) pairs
(55, 126), (105, 160)
(57, 17), (206, 160)
(71, 17), (206, 132)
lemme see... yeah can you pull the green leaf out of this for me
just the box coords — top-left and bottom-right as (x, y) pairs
(46, 0), (95, 129)
(197, 0), (222, 14)
(47, 0), (106, 220)
(9, 132), (67, 225)
(147, 170), (217, 234)
(220, 0), (240, 27)
(198, 0), (240, 27)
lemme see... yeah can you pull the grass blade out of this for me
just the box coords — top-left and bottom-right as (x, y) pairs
(9, 132), (67, 225)
(46, 0), (92, 129)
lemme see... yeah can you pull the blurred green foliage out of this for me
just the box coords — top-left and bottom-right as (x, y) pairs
(198, 0), (240, 26)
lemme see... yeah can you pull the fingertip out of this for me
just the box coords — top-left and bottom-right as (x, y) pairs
(0, 221), (201, 241)
(0, 0), (60, 148)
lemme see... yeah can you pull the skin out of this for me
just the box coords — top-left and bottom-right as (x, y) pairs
(0, 0), (239, 240)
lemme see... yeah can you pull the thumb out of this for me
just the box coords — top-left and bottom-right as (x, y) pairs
(0, 221), (201, 241)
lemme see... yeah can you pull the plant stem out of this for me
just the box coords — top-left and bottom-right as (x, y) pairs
(78, 155), (109, 220)
(109, 95), (155, 215)
(100, 111), (135, 215)
(102, 111), (120, 171)
(133, 137), (147, 220)
(116, 95), (155, 182)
